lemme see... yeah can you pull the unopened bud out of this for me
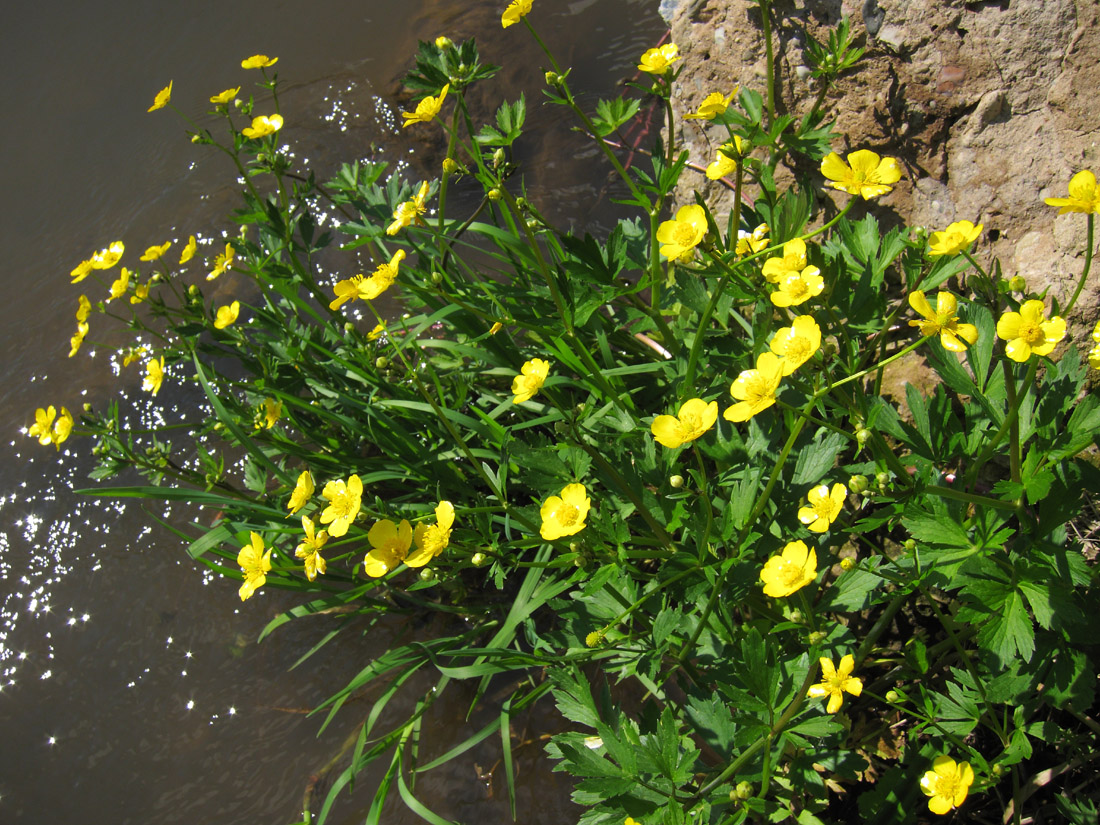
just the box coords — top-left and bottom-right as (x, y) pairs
(442, 157), (459, 176)
(848, 474), (869, 494)
(669, 474), (684, 489)
(808, 630), (826, 644)
(569, 542), (580, 553)
(1008, 275), (1026, 292)
(789, 609), (804, 624)
(488, 188), (503, 201)
(585, 630), (603, 648)
(418, 567), (436, 582)
(374, 356), (389, 369)
(492, 148), (505, 169)
(344, 322), (355, 333)
(904, 539), (917, 552)
(545, 70), (562, 86)
(840, 557), (856, 572)
(855, 427), (871, 446)
(991, 763), (1004, 777)
(733, 781), (753, 801)
(876, 471), (890, 487)
(430, 271), (443, 285)
(83, 403), (93, 413)
(885, 690), (900, 703)
(187, 284), (200, 297)
(434, 36), (453, 51)
(470, 552), (487, 567)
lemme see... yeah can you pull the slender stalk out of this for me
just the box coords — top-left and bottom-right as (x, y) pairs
(1063, 212), (1095, 315)
(965, 357), (1039, 489)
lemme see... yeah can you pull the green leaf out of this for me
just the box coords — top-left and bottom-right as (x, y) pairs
(790, 430), (846, 485)
(977, 590), (1034, 663)
(591, 97), (641, 138)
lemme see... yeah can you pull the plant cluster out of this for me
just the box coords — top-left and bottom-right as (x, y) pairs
(31, 3), (1100, 824)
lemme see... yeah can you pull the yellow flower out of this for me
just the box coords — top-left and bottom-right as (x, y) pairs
(70, 259), (93, 283)
(512, 357), (550, 403)
(90, 241), (125, 270)
(130, 282), (150, 304)
(1089, 343), (1100, 370)
(256, 398), (282, 429)
(770, 315), (821, 375)
(328, 250), (406, 310)
(705, 136), (745, 180)
(501, 0), (533, 28)
(807, 654), (863, 713)
(489, 321), (503, 335)
(76, 294), (92, 323)
(406, 500), (455, 567)
(108, 268), (131, 302)
(320, 474), (363, 537)
(28, 406), (73, 450)
(996, 299), (1066, 362)
(908, 291), (978, 352)
(820, 149), (902, 199)
(927, 220), (982, 257)
(386, 181), (431, 235)
(638, 43), (680, 75)
(241, 54), (278, 69)
(656, 204), (708, 260)
(760, 540), (817, 597)
(920, 755), (975, 815)
(769, 268), (824, 308)
(1044, 170), (1100, 215)
(798, 483), (847, 532)
(140, 241), (172, 262)
(363, 518), (414, 577)
(210, 87), (240, 105)
(148, 81), (172, 112)
(143, 356), (165, 395)
(368, 322), (387, 341)
(294, 517), (328, 581)
(214, 300), (240, 330)
(242, 113), (284, 139)
(179, 235), (197, 264)
(761, 238), (809, 284)
(69, 322), (89, 358)
(540, 483), (591, 541)
(735, 222), (769, 256)
(401, 84), (449, 128)
(650, 398), (718, 448)
(237, 532), (272, 601)
(724, 352), (784, 422)
(685, 89), (737, 120)
(208, 243), (236, 280)
(122, 346), (147, 367)
(287, 470), (314, 514)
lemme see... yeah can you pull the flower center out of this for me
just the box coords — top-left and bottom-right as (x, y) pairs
(785, 277), (808, 298)
(673, 223), (697, 246)
(776, 559), (803, 587)
(931, 773), (960, 802)
(786, 337), (810, 362)
(556, 503), (578, 527)
(1017, 320), (1044, 344)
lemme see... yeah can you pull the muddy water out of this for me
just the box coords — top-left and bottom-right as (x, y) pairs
(0, 1), (665, 822)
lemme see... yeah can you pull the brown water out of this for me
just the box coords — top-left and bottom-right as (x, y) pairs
(0, 1), (665, 822)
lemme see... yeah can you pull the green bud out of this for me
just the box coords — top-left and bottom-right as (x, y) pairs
(492, 148), (505, 169)
(569, 542), (580, 553)
(840, 557), (856, 572)
(885, 690), (900, 703)
(434, 36), (453, 51)
(904, 538), (917, 552)
(442, 158), (459, 176)
(789, 609), (804, 624)
(418, 567), (436, 582)
(430, 271), (444, 285)
(83, 403), (93, 413)
(669, 474), (684, 489)
(545, 70), (562, 86)
(848, 474), (869, 494)
(855, 427), (871, 446)
(807, 630), (826, 644)
(374, 356), (389, 370)
(470, 552), (487, 567)
(991, 763), (1004, 777)
(343, 322), (355, 333)
(733, 780), (753, 801)
(1008, 275), (1026, 292)
(876, 471), (891, 489)
(187, 284), (200, 297)
(487, 188), (503, 201)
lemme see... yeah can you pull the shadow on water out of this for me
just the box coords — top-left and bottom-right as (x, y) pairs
(0, 1), (666, 822)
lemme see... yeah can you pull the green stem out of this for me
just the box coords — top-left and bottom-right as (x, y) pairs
(499, 187), (572, 336)
(1002, 359), (1022, 485)
(758, 0), (776, 125)
(965, 357), (1039, 489)
(1063, 212), (1095, 315)
(922, 483), (1018, 512)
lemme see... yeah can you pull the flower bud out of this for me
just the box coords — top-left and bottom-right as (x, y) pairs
(848, 474), (869, 494)
(442, 157), (459, 176)
(545, 70), (562, 86)
(855, 427), (871, 446)
(488, 188), (503, 201)
(789, 609), (804, 624)
(430, 271), (444, 285)
(875, 471), (891, 488)
(434, 36), (453, 51)
(807, 630), (826, 645)
(840, 557), (856, 572)
(418, 567), (436, 582)
(885, 689), (900, 703)
(585, 630), (602, 648)
(1008, 275), (1026, 293)
(569, 542), (580, 553)
(492, 148), (505, 169)
(344, 322), (355, 333)
(733, 781), (753, 801)
(669, 474), (684, 489)
(187, 284), (200, 297)
(904, 538), (917, 552)
(991, 763), (1004, 777)
(374, 356), (389, 370)
(470, 552), (487, 567)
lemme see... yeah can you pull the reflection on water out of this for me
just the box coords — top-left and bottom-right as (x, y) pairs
(0, 0), (666, 822)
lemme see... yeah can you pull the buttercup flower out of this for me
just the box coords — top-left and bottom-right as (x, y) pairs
(736, 222), (769, 256)
(762, 238), (809, 283)
(638, 43), (680, 75)
(387, 181), (431, 235)
(656, 204), (708, 260)
(28, 406), (74, 450)
(76, 294), (92, 323)
(821, 150), (902, 199)
(920, 755), (975, 815)
(179, 235), (197, 264)
(108, 268), (131, 302)
(368, 322), (388, 341)
(685, 89), (737, 120)
(210, 87), (240, 105)
(241, 54), (278, 69)
(770, 315), (821, 375)
(329, 250), (406, 310)
(706, 136), (745, 180)
(294, 517), (328, 581)
(908, 291), (978, 352)
(121, 346), (148, 367)
(1044, 170), (1100, 215)
(70, 322), (89, 358)
(798, 483), (847, 532)
(363, 518), (414, 577)
(402, 84), (449, 128)
(148, 81), (172, 112)
(90, 241), (125, 270)
(242, 113), (284, 139)
(237, 532), (272, 601)
(770, 268), (824, 308)
(406, 500), (455, 567)
(214, 300), (240, 330)
(140, 241), (172, 262)
(651, 397), (718, 448)
(130, 282), (150, 304)
(208, 243), (235, 280)
(501, 0), (533, 28)
(760, 540), (817, 597)
(70, 259), (93, 283)
(725, 352), (784, 422)
(143, 356), (165, 395)
(320, 475), (363, 538)
(512, 358), (550, 404)
(256, 398), (282, 430)
(287, 470), (314, 514)
(927, 220), (982, 257)
(996, 299), (1066, 362)
(807, 654), (863, 713)
(1090, 319), (1100, 370)
(540, 483), (591, 541)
